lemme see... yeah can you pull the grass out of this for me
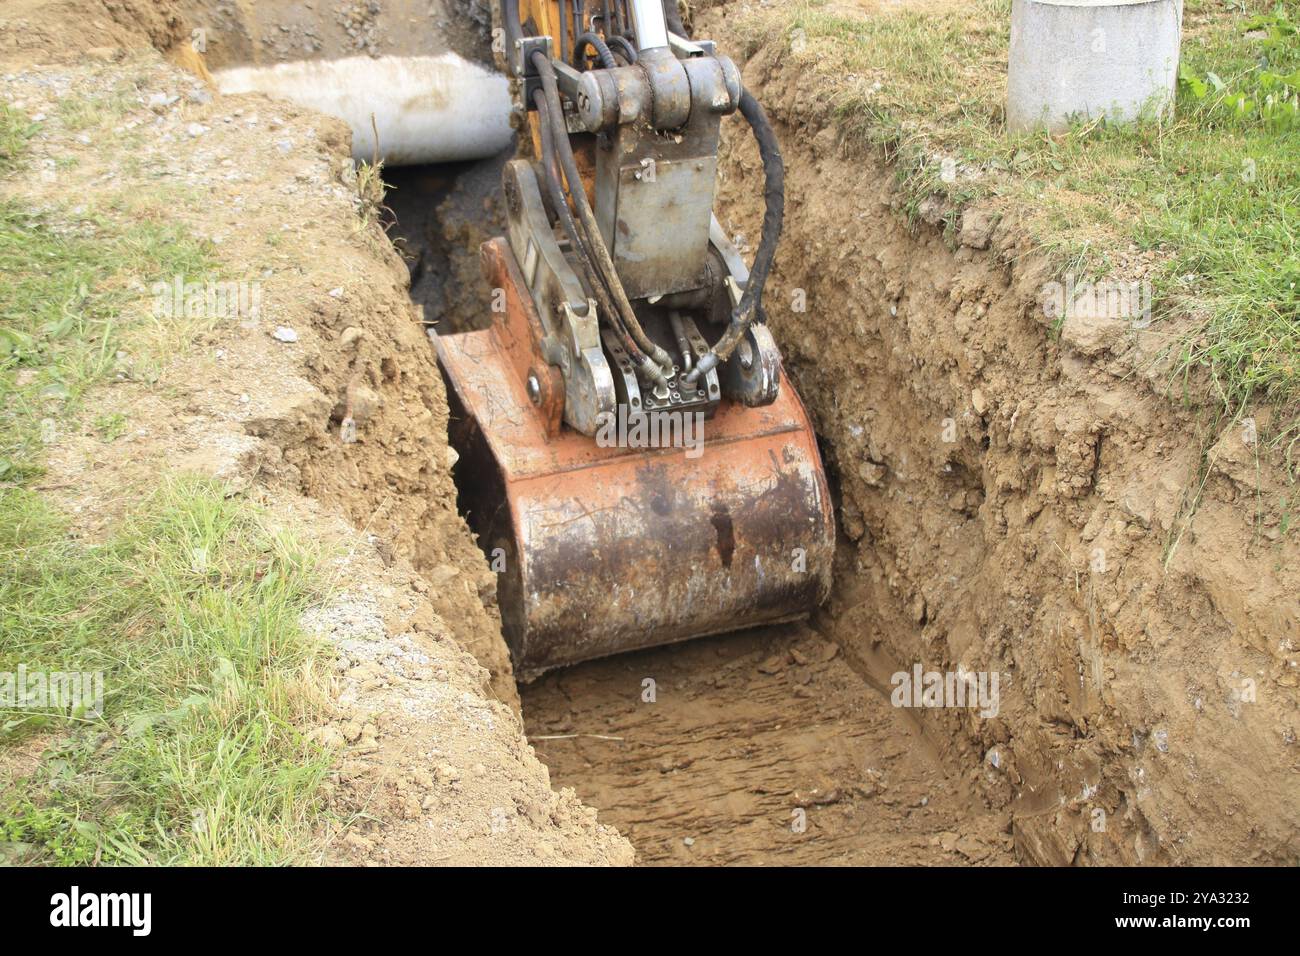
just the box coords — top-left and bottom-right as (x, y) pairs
(0, 200), (210, 482)
(734, 0), (1300, 433)
(0, 103), (36, 172)
(0, 477), (334, 865)
(54, 86), (137, 134)
(0, 162), (333, 864)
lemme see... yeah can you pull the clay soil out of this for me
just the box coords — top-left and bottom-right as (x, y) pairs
(3, 0), (1295, 867)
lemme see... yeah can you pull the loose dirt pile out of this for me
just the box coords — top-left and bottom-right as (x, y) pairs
(0, 0), (187, 68)
(172, 0), (492, 69)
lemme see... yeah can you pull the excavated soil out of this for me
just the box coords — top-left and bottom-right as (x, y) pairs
(8, 0), (1296, 866)
(523, 622), (1012, 864)
(698, 4), (1299, 865)
(1, 0), (631, 866)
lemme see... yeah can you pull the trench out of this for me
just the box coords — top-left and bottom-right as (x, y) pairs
(115, 0), (1295, 869)
(380, 152), (1014, 865)
(195, 0), (1014, 865)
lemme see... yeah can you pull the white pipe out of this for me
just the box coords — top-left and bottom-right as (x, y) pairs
(629, 0), (670, 51)
(214, 52), (513, 165)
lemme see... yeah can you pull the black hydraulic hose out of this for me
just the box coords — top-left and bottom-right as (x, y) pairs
(669, 310), (693, 373)
(501, 0), (523, 71)
(573, 30), (617, 69)
(533, 88), (650, 367)
(683, 96), (783, 383)
(606, 34), (638, 64)
(662, 6), (784, 386)
(558, 0), (569, 63)
(664, 1), (686, 37)
(532, 50), (673, 382)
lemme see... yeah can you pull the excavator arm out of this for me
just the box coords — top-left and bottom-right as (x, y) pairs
(435, 0), (835, 678)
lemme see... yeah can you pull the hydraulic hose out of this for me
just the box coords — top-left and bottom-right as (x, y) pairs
(558, 0), (569, 62)
(682, 90), (784, 384)
(533, 88), (651, 368)
(658, 3), (784, 386)
(532, 50), (673, 383)
(663, 2), (685, 37)
(502, 0), (523, 71)
(606, 34), (638, 64)
(574, 31), (617, 69)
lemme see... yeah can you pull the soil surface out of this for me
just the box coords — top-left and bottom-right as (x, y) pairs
(1, 0), (631, 866)
(524, 621), (1013, 865)
(6, 0), (1295, 867)
(698, 2), (1299, 865)
(174, 0), (492, 69)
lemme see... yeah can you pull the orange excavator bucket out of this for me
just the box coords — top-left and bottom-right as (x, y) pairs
(437, 240), (835, 680)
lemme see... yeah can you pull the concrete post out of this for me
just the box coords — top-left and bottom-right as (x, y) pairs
(1007, 0), (1184, 133)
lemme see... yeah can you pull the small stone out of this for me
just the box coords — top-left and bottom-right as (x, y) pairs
(309, 726), (345, 749)
(272, 326), (299, 343)
(347, 384), (380, 424)
(955, 836), (990, 861)
(971, 387), (988, 415)
(427, 564), (460, 587)
(328, 286), (344, 298)
(683, 837), (695, 847)
(340, 326), (365, 348)
(857, 461), (885, 487)
(959, 207), (997, 249)
(186, 122), (207, 138)
(342, 832), (373, 852)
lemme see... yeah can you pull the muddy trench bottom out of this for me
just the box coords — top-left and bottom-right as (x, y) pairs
(388, 159), (1012, 866)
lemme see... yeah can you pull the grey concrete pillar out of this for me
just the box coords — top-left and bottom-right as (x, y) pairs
(1007, 0), (1184, 133)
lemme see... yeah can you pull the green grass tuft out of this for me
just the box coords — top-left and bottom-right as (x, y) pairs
(0, 103), (36, 172)
(0, 477), (334, 865)
(0, 201), (210, 483)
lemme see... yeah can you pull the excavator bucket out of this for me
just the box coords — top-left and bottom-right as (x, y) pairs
(436, 240), (835, 680)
